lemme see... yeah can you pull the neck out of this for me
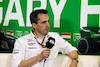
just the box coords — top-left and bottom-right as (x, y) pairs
(33, 31), (45, 38)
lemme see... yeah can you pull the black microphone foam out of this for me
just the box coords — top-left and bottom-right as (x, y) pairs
(46, 37), (55, 49)
(44, 37), (55, 63)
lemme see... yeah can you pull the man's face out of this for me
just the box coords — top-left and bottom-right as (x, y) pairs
(34, 13), (50, 36)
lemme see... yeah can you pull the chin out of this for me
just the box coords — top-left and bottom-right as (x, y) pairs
(45, 32), (48, 35)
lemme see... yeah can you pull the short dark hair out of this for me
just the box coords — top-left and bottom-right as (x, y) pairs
(30, 9), (48, 24)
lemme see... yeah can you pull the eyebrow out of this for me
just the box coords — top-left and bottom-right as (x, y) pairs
(42, 20), (49, 23)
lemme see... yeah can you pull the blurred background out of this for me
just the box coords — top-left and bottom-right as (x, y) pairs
(0, 0), (100, 55)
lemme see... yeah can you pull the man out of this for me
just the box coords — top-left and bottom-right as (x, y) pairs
(11, 9), (78, 67)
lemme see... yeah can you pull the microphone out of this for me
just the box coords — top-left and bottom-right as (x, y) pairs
(44, 37), (55, 62)
(46, 37), (55, 49)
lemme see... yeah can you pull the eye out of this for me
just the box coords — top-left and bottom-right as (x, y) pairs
(48, 20), (49, 23)
(42, 21), (46, 24)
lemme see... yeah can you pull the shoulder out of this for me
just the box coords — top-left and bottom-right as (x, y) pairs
(48, 32), (61, 39)
(48, 32), (59, 36)
(16, 33), (31, 42)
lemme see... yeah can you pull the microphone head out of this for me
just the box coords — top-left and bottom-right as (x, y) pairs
(46, 37), (55, 49)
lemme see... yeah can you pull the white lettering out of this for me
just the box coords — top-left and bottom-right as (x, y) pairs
(49, 0), (67, 28)
(15, 31), (29, 37)
(0, 0), (3, 24)
(80, 0), (100, 28)
(26, 0), (47, 27)
(3, 0), (24, 26)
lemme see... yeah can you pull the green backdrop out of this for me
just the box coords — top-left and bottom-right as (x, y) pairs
(0, 0), (100, 48)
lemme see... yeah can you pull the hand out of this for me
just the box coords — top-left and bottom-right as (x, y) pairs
(37, 48), (50, 61)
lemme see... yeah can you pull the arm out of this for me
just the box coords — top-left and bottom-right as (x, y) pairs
(18, 48), (50, 67)
(68, 50), (78, 67)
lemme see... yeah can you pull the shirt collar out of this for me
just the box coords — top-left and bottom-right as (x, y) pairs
(30, 29), (50, 39)
(30, 29), (36, 38)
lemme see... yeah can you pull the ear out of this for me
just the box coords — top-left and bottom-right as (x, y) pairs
(32, 23), (37, 29)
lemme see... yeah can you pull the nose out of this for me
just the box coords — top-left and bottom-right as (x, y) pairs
(46, 22), (50, 28)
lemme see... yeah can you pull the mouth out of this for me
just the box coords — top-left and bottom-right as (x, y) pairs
(46, 29), (49, 31)
(45, 27), (49, 30)
(45, 28), (49, 31)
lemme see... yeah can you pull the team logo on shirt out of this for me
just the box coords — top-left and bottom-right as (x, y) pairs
(27, 39), (36, 46)
(13, 49), (19, 54)
(28, 47), (37, 49)
(28, 43), (35, 46)
(27, 39), (35, 42)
